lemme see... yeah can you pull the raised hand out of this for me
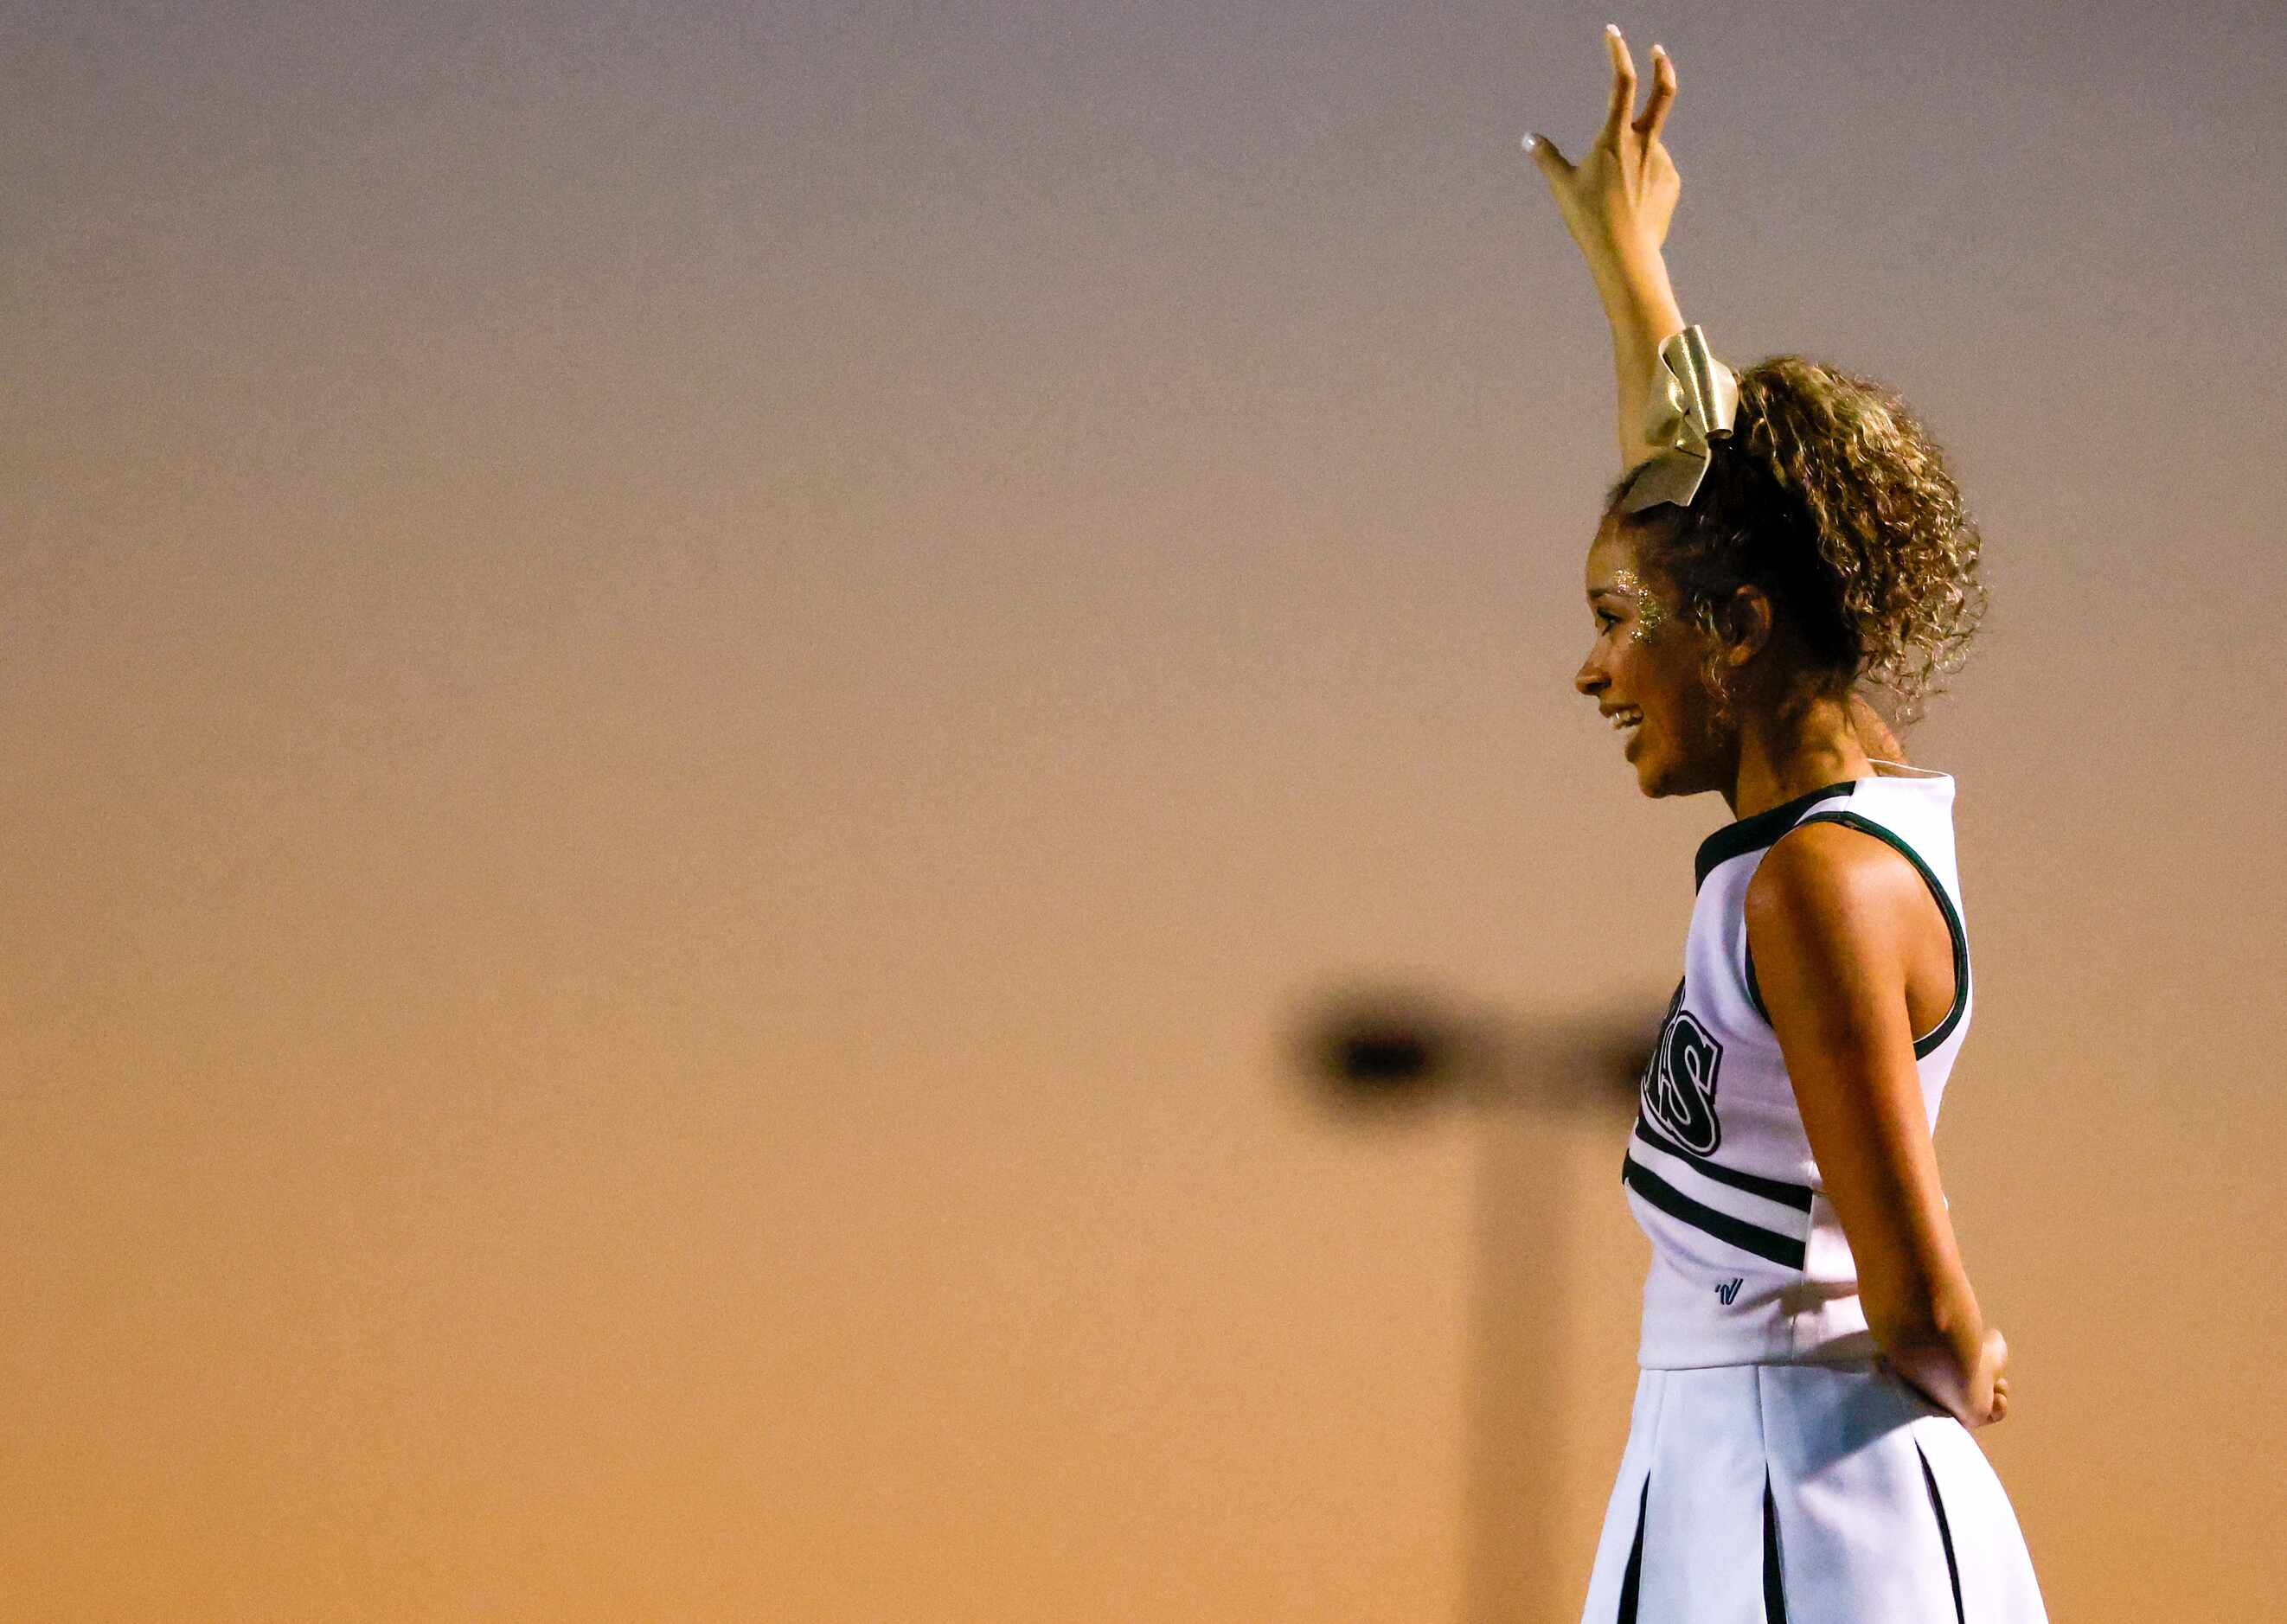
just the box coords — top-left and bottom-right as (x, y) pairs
(1524, 27), (1681, 285)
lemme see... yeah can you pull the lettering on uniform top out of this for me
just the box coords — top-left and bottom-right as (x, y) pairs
(1640, 980), (1726, 1155)
(1714, 1277), (1743, 1306)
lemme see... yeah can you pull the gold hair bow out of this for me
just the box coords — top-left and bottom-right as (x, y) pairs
(1620, 324), (1740, 514)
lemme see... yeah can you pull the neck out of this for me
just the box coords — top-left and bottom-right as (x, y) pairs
(1725, 689), (1872, 819)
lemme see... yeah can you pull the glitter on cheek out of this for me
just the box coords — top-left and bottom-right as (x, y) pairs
(1611, 568), (1669, 639)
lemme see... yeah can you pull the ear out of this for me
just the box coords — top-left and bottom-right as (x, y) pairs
(1718, 585), (1775, 667)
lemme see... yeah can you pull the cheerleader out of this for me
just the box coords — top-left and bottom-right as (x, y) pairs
(1523, 27), (2047, 1621)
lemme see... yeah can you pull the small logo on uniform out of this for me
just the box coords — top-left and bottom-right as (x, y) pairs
(1714, 1277), (1743, 1306)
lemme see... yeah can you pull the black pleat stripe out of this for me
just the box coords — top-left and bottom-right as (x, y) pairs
(1621, 1156), (1809, 1270)
(1917, 1442), (1967, 1624)
(1615, 1475), (1649, 1623)
(1762, 1475), (1789, 1622)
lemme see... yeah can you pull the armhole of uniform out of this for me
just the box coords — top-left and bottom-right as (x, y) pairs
(1741, 810), (1969, 1059)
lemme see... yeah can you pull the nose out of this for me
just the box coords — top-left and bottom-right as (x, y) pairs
(1574, 649), (1607, 699)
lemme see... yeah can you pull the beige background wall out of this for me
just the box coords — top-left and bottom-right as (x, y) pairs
(7, 0), (2283, 1617)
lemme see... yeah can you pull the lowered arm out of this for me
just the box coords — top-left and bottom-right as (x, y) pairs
(1745, 821), (2008, 1428)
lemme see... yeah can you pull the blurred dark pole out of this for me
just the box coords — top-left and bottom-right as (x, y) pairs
(1296, 988), (1646, 1624)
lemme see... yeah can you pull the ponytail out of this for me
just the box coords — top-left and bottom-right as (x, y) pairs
(1609, 355), (1987, 724)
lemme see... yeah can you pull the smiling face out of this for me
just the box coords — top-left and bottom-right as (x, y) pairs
(1574, 512), (1733, 799)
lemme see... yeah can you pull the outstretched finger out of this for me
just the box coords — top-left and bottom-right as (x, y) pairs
(1599, 24), (1639, 149)
(1522, 131), (1574, 182)
(1634, 43), (1677, 144)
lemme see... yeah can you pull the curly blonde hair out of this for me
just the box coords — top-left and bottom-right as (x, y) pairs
(1607, 354), (1987, 726)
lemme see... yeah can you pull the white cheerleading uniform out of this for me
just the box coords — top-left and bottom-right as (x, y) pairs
(1581, 764), (2047, 1623)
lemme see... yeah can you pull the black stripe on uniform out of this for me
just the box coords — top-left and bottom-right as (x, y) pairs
(1763, 1475), (1789, 1623)
(1621, 1156), (1809, 1270)
(1917, 1442), (1968, 1624)
(1633, 1119), (1816, 1213)
(1616, 1475), (1648, 1624)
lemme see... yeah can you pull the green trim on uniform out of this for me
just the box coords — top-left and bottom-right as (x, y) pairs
(1694, 781), (1856, 891)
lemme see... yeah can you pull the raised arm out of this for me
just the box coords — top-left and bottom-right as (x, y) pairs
(1525, 27), (1688, 474)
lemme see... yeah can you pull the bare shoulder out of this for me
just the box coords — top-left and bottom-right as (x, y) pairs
(1745, 819), (1929, 971)
(1749, 820), (1921, 915)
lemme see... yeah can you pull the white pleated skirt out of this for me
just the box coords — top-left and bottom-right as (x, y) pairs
(1580, 1361), (2047, 1623)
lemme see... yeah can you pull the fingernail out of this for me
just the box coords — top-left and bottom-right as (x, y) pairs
(1522, 133), (1538, 150)
(1606, 22), (1621, 36)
